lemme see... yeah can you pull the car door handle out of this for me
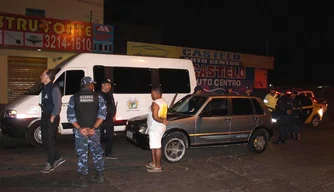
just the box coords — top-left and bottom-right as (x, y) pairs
(225, 117), (231, 121)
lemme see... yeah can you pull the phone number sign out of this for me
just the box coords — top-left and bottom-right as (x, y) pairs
(0, 12), (113, 53)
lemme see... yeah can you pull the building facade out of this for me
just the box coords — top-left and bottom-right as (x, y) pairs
(0, 0), (114, 104)
(127, 41), (274, 96)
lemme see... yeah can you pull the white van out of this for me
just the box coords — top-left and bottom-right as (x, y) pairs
(0, 53), (197, 147)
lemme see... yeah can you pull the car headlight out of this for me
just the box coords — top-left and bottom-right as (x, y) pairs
(271, 118), (277, 123)
(139, 126), (148, 134)
(4, 110), (17, 118)
(318, 108), (323, 117)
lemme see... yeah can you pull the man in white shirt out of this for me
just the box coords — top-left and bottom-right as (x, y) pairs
(145, 86), (169, 172)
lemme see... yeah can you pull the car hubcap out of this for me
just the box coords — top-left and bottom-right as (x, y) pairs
(34, 126), (42, 144)
(165, 138), (185, 162)
(253, 135), (266, 151)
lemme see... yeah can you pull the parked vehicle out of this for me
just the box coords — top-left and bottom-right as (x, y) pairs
(271, 94), (327, 128)
(0, 53), (197, 147)
(125, 94), (274, 163)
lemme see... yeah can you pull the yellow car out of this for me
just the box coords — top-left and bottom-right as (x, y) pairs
(271, 95), (327, 128)
(296, 95), (327, 128)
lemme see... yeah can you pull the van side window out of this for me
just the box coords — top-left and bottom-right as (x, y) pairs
(55, 73), (65, 95)
(65, 70), (84, 95)
(159, 69), (190, 93)
(113, 67), (151, 93)
(232, 98), (254, 115)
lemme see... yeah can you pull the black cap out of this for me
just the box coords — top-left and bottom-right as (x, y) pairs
(194, 85), (203, 92)
(101, 78), (112, 84)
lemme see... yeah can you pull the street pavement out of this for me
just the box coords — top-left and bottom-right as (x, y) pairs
(1, 119), (334, 192)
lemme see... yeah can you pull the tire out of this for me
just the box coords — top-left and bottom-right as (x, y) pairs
(248, 129), (268, 153)
(162, 132), (187, 163)
(28, 121), (44, 148)
(311, 115), (321, 128)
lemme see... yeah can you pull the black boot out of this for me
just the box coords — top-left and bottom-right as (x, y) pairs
(91, 171), (104, 183)
(72, 173), (88, 188)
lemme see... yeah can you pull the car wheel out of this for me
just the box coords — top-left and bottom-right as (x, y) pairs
(248, 129), (268, 153)
(28, 121), (44, 148)
(311, 115), (320, 128)
(162, 132), (187, 163)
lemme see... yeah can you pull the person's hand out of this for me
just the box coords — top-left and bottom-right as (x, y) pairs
(287, 110), (292, 115)
(50, 116), (55, 123)
(163, 119), (169, 125)
(88, 128), (95, 136)
(113, 116), (116, 122)
(79, 128), (89, 137)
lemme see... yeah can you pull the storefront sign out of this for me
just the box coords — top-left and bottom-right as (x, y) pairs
(0, 12), (114, 53)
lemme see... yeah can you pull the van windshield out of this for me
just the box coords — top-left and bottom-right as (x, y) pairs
(25, 54), (78, 95)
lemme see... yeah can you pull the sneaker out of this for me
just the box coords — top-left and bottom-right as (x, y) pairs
(72, 173), (88, 188)
(145, 162), (155, 169)
(91, 171), (104, 183)
(105, 155), (117, 160)
(40, 163), (54, 173)
(147, 167), (162, 173)
(53, 157), (66, 169)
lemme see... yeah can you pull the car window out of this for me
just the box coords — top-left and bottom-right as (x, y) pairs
(306, 92), (313, 98)
(169, 95), (207, 115)
(251, 99), (265, 115)
(298, 92), (306, 96)
(296, 95), (312, 106)
(232, 98), (254, 115)
(203, 98), (228, 116)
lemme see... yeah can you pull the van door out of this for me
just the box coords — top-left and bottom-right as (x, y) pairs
(55, 69), (85, 135)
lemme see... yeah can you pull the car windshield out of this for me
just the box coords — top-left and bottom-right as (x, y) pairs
(169, 95), (208, 115)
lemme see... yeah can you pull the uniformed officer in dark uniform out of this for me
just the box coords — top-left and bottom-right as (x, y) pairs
(273, 90), (290, 144)
(67, 76), (107, 188)
(40, 69), (65, 173)
(97, 78), (117, 160)
(287, 90), (302, 140)
(243, 87), (252, 96)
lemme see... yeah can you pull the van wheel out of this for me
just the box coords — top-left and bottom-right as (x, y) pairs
(162, 132), (187, 163)
(311, 115), (320, 128)
(28, 121), (44, 148)
(248, 129), (268, 153)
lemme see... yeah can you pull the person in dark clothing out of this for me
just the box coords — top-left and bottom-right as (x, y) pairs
(193, 85), (204, 94)
(287, 91), (302, 140)
(226, 87), (238, 95)
(273, 91), (290, 144)
(40, 69), (65, 173)
(67, 76), (107, 187)
(97, 78), (117, 160)
(243, 87), (252, 96)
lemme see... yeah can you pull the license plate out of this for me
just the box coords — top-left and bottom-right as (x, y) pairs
(126, 131), (133, 139)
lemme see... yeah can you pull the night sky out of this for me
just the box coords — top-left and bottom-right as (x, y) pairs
(104, 1), (332, 87)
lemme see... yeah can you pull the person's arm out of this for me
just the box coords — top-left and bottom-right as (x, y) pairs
(67, 96), (81, 129)
(50, 87), (62, 123)
(92, 95), (107, 129)
(152, 102), (168, 125)
(110, 93), (117, 118)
